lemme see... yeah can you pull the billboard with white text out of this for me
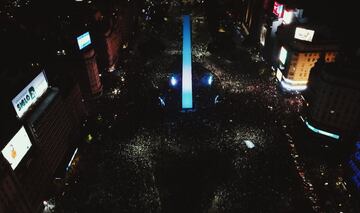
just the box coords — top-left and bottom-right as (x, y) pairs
(294, 27), (315, 42)
(12, 71), (48, 118)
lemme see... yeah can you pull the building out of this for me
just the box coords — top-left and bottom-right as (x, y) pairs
(0, 70), (86, 212)
(0, 155), (32, 213)
(79, 47), (103, 98)
(239, 0), (267, 37)
(304, 60), (360, 140)
(260, 0), (307, 63)
(275, 24), (339, 92)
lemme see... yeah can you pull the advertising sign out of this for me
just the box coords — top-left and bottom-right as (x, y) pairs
(279, 46), (287, 65)
(283, 9), (293, 24)
(1, 127), (32, 170)
(294, 27), (315, 42)
(12, 72), (48, 118)
(77, 32), (92, 50)
(273, 1), (284, 18)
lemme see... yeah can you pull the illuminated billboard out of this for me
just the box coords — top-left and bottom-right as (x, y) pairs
(12, 71), (48, 118)
(1, 127), (32, 170)
(279, 46), (287, 65)
(294, 27), (315, 42)
(77, 32), (91, 50)
(283, 9), (293, 24)
(276, 69), (283, 81)
(260, 25), (267, 46)
(273, 1), (284, 18)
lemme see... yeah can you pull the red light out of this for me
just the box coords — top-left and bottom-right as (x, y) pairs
(273, 1), (284, 18)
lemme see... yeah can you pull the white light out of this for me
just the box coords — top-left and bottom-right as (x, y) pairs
(281, 81), (307, 91)
(283, 9), (293, 24)
(208, 75), (213, 85)
(294, 27), (315, 42)
(214, 95), (220, 104)
(1, 127), (32, 170)
(276, 69), (283, 81)
(170, 76), (177, 86)
(244, 140), (255, 149)
(66, 148), (78, 170)
(282, 76), (308, 85)
(279, 46), (287, 65)
(159, 97), (165, 107)
(260, 25), (267, 46)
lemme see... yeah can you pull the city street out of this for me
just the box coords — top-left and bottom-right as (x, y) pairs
(54, 4), (357, 213)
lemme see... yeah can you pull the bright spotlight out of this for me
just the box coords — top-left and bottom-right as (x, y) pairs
(208, 75), (213, 85)
(170, 76), (177, 86)
(158, 97), (166, 107)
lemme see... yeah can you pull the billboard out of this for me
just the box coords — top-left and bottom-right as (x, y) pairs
(12, 71), (48, 118)
(273, 1), (284, 18)
(260, 25), (267, 46)
(1, 127), (32, 170)
(276, 68), (283, 81)
(279, 46), (287, 65)
(77, 32), (91, 50)
(294, 27), (315, 42)
(283, 9), (293, 24)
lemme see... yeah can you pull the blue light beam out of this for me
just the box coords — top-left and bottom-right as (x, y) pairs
(182, 15), (193, 109)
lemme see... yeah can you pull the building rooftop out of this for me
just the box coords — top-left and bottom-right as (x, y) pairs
(277, 23), (340, 52)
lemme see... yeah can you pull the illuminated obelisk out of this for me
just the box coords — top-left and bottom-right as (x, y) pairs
(182, 15), (193, 110)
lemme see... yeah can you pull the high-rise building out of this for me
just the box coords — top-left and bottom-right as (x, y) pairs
(0, 70), (86, 212)
(260, 0), (307, 63)
(80, 48), (103, 98)
(0, 155), (32, 213)
(275, 24), (339, 92)
(304, 60), (360, 140)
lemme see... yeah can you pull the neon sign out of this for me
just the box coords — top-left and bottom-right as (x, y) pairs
(273, 1), (284, 18)
(305, 121), (340, 139)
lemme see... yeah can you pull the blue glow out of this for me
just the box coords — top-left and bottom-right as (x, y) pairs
(305, 121), (340, 140)
(170, 76), (177, 86)
(158, 97), (165, 107)
(77, 32), (91, 50)
(349, 160), (360, 189)
(208, 75), (213, 85)
(182, 15), (193, 109)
